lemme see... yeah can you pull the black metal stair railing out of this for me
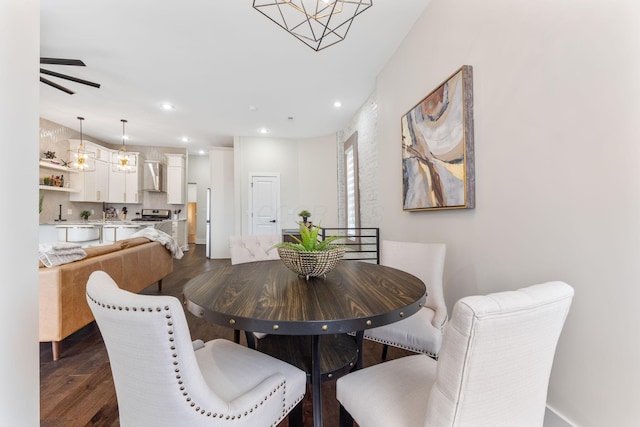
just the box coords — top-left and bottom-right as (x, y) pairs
(319, 227), (380, 264)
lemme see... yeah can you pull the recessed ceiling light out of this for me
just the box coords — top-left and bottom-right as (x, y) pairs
(249, 105), (258, 111)
(258, 127), (270, 134)
(198, 150), (205, 155)
(181, 137), (189, 143)
(334, 101), (342, 108)
(162, 103), (174, 110)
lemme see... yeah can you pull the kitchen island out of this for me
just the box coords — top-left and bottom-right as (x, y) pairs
(39, 220), (173, 247)
(39, 218), (188, 251)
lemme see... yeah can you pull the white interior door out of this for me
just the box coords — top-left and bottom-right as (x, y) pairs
(250, 174), (280, 235)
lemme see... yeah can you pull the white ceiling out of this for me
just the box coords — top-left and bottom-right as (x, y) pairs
(40, 1), (429, 154)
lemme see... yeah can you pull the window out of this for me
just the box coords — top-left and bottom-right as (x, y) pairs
(344, 132), (360, 238)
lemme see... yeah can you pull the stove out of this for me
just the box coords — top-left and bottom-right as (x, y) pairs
(131, 208), (172, 222)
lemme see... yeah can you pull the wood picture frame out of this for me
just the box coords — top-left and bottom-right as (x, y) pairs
(401, 65), (475, 211)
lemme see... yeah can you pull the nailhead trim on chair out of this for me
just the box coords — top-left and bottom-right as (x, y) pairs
(87, 293), (300, 424)
(360, 334), (441, 358)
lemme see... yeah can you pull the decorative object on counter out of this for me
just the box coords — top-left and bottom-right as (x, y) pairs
(44, 151), (56, 160)
(271, 222), (345, 279)
(104, 206), (117, 220)
(252, 0), (373, 51)
(114, 119), (136, 172)
(67, 116), (96, 172)
(80, 210), (91, 221)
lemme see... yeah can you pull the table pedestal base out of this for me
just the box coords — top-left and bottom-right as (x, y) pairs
(257, 334), (359, 427)
(257, 334), (358, 383)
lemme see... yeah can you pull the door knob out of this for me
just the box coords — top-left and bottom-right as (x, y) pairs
(269, 219), (276, 223)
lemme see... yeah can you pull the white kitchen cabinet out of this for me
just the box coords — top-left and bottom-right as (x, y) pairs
(108, 151), (141, 203)
(102, 224), (143, 243)
(56, 225), (101, 247)
(39, 224), (59, 243)
(165, 153), (185, 204)
(172, 219), (188, 251)
(69, 141), (109, 202)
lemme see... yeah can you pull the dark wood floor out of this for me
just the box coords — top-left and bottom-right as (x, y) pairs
(40, 243), (414, 426)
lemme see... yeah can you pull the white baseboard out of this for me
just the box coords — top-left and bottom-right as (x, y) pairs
(545, 405), (576, 427)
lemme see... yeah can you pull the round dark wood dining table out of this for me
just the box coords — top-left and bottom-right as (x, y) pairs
(183, 259), (426, 427)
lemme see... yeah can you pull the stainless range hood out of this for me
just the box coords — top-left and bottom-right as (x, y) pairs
(143, 160), (165, 192)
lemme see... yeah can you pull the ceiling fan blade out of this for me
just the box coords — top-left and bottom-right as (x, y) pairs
(40, 57), (86, 66)
(40, 76), (75, 95)
(40, 68), (101, 89)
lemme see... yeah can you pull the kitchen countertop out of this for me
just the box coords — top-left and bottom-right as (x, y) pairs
(39, 219), (174, 226)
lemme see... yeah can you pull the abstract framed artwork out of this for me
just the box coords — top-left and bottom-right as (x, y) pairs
(401, 65), (475, 211)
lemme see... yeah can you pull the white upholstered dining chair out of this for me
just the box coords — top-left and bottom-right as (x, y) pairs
(228, 234), (282, 347)
(86, 270), (306, 427)
(363, 240), (447, 359)
(337, 281), (574, 427)
(229, 234), (282, 265)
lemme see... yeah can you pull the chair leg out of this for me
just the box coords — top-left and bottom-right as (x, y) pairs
(288, 400), (304, 427)
(339, 404), (354, 427)
(233, 330), (240, 344)
(157, 279), (162, 293)
(381, 343), (389, 361)
(245, 331), (257, 349)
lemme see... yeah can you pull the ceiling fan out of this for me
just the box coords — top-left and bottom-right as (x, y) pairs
(40, 57), (101, 95)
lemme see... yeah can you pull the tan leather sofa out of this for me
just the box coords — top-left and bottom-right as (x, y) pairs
(39, 237), (173, 360)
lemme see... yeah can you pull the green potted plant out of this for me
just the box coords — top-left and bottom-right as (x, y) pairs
(298, 209), (311, 225)
(80, 210), (91, 221)
(271, 222), (345, 279)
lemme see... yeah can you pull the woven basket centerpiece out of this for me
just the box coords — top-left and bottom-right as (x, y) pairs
(278, 247), (345, 279)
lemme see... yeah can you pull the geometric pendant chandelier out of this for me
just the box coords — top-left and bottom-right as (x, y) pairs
(67, 116), (95, 172)
(113, 119), (136, 173)
(252, 0), (373, 51)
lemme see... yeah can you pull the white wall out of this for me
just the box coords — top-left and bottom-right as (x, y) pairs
(234, 135), (338, 234)
(372, 0), (640, 425)
(1, 0), (40, 424)
(296, 134), (339, 228)
(337, 93), (379, 227)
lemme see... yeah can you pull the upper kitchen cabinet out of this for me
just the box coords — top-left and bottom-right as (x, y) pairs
(68, 140), (109, 203)
(165, 153), (185, 205)
(108, 151), (141, 204)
